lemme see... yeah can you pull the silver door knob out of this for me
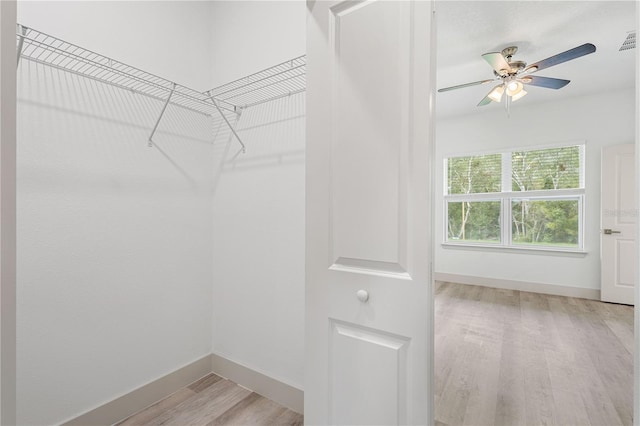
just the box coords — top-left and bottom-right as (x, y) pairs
(357, 289), (369, 302)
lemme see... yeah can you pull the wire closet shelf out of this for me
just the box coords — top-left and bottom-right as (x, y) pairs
(206, 55), (306, 110)
(16, 24), (307, 152)
(16, 24), (237, 115)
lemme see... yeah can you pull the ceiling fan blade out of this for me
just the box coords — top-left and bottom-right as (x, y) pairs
(482, 52), (511, 76)
(438, 79), (495, 92)
(522, 75), (570, 89)
(524, 43), (596, 73)
(477, 95), (493, 106)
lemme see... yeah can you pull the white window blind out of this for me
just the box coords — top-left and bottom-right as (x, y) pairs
(444, 144), (585, 251)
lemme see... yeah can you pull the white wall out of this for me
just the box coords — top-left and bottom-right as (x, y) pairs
(18, 1), (214, 89)
(435, 89), (636, 292)
(16, 2), (215, 424)
(209, 1), (306, 391)
(208, 1), (306, 88)
(211, 95), (305, 390)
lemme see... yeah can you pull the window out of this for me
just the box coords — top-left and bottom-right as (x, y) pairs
(444, 144), (585, 251)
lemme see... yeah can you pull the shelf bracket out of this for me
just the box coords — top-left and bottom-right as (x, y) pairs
(16, 24), (26, 68)
(148, 83), (176, 147)
(206, 91), (245, 153)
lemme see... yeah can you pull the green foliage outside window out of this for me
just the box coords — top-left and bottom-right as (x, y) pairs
(512, 199), (579, 247)
(445, 145), (583, 249)
(512, 146), (581, 191)
(447, 154), (501, 194)
(447, 201), (501, 243)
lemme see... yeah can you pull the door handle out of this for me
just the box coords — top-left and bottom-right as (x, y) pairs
(603, 229), (622, 235)
(356, 289), (369, 302)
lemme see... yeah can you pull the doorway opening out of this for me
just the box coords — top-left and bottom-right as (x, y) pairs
(432, 1), (636, 424)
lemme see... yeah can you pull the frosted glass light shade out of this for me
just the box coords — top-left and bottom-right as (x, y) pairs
(511, 89), (528, 102)
(488, 84), (505, 102)
(506, 80), (524, 96)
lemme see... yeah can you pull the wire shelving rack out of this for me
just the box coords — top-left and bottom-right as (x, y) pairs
(206, 55), (306, 110)
(16, 24), (307, 153)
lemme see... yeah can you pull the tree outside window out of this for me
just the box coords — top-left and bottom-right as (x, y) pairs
(445, 145), (584, 250)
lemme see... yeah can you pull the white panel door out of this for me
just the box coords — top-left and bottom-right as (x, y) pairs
(305, 1), (435, 424)
(601, 143), (636, 305)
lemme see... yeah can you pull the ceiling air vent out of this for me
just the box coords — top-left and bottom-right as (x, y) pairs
(619, 31), (636, 51)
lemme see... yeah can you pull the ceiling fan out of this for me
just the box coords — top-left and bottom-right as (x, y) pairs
(438, 43), (596, 107)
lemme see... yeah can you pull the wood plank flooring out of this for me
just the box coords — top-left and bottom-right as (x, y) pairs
(435, 281), (634, 426)
(117, 282), (632, 425)
(115, 374), (303, 426)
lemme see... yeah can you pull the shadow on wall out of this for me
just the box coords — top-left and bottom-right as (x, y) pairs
(209, 91), (306, 389)
(16, 59), (215, 425)
(210, 92), (306, 177)
(17, 60), (216, 194)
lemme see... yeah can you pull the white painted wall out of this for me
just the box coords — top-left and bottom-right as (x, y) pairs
(208, 1), (306, 88)
(18, 1), (214, 89)
(435, 89), (636, 292)
(16, 2), (214, 424)
(211, 95), (305, 390)
(209, 1), (306, 391)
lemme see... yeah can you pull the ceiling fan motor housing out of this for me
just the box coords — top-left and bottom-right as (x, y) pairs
(494, 46), (527, 76)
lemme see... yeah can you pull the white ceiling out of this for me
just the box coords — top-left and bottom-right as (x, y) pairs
(435, 1), (636, 118)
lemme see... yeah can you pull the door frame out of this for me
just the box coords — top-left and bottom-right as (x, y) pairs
(0, 0), (18, 424)
(634, 2), (639, 424)
(430, 3), (639, 424)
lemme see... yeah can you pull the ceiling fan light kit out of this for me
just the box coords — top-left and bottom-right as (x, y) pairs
(439, 43), (597, 112)
(511, 89), (527, 102)
(488, 84), (504, 102)
(506, 80), (522, 96)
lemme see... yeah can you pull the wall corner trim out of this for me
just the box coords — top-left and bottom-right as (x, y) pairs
(211, 353), (304, 414)
(434, 272), (601, 301)
(62, 354), (212, 426)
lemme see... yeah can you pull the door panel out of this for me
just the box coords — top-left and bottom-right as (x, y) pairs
(601, 143), (636, 305)
(330, 320), (409, 425)
(616, 239), (636, 286)
(330, 0), (408, 272)
(306, 0), (435, 424)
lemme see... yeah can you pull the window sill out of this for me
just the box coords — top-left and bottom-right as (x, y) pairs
(441, 242), (588, 257)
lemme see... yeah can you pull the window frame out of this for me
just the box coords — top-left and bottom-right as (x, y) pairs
(443, 143), (586, 253)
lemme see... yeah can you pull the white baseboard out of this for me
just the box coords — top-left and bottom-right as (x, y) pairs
(62, 353), (303, 425)
(211, 353), (303, 414)
(435, 272), (601, 300)
(63, 354), (212, 426)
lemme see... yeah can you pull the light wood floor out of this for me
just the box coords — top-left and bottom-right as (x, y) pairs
(117, 282), (632, 425)
(435, 282), (634, 426)
(115, 374), (303, 426)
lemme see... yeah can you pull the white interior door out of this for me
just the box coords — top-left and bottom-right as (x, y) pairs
(305, 1), (435, 424)
(601, 143), (636, 305)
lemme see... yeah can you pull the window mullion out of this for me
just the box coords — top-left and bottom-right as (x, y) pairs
(503, 196), (511, 246)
